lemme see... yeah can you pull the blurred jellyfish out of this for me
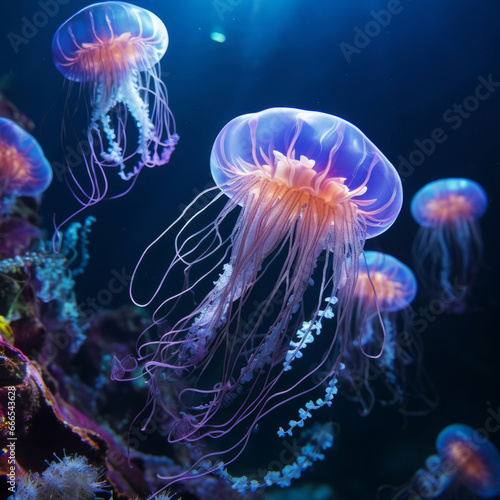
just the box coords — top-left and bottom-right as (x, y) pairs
(52, 1), (178, 208)
(125, 107), (402, 486)
(411, 178), (488, 312)
(387, 424), (500, 499)
(338, 251), (435, 415)
(0, 118), (52, 213)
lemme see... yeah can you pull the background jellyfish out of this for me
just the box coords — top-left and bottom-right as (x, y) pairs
(0, 117), (52, 213)
(338, 251), (435, 416)
(411, 178), (488, 312)
(384, 424), (500, 499)
(124, 107), (402, 487)
(52, 1), (178, 209)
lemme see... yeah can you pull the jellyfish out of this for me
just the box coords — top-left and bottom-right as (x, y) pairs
(0, 117), (52, 213)
(436, 424), (500, 497)
(52, 1), (178, 208)
(338, 251), (435, 415)
(411, 178), (488, 312)
(388, 424), (500, 499)
(125, 107), (402, 487)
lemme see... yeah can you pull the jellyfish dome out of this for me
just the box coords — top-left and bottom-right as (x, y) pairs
(355, 251), (417, 312)
(436, 424), (500, 497)
(211, 107), (402, 238)
(52, 2), (178, 208)
(0, 117), (52, 199)
(411, 178), (488, 228)
(52, 2), (168, 82)
(128, 107), (402, 488)
(411, 178), (488, 311)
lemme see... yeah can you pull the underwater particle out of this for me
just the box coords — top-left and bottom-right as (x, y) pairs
(411, 178), (488, 312)
(51, 1), (179, 208)
(436, 424), (500, 498)
(0, 118), (52, 206)
(210, 32), (226, 43)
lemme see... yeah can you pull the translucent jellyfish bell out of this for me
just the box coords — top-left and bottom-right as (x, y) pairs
(411, 178), (488, 228)
(211, 107), (402, 238)
(437, 424), (500, 498)
(357, 251), (418, 313)
(0, 118), (52, 211)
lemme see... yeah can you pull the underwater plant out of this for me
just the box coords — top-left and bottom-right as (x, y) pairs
(13, 454), (107, 500)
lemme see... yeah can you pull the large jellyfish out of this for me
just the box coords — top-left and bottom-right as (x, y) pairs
(0, 118), (52, 213)
(125, 107), (402, 487)
(52, 1), (178, 208)
(411, 178), (488, 312)
(338, 251), (435, 415)
(387, 424), (500, 499)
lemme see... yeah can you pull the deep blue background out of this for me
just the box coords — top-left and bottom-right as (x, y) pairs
(1, 1), (500, 498)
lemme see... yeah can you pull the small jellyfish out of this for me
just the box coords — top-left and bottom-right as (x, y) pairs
(126, 107), (402, 485)
(52, 1), (178, 208)
(411, 178), (488, 312)
(0, 117), (52, 212)
(436, 424), (500, 498)
(339, 251), (434, 415)
(389, 424), (500, 499)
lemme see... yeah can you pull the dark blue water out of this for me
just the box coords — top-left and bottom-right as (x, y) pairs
(1, 1), (499, 498)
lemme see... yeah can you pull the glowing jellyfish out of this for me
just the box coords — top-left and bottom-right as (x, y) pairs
(0, 118), (52, 212)
(52, 1), (178, 207)
(411, 178), (488, 312)
(437, 424), (500, 498)
(391, 424), (500, 498)
(338, 251), (433, 415)
(125, 107), (402, 486)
